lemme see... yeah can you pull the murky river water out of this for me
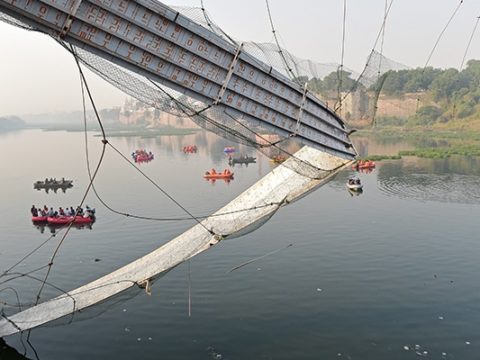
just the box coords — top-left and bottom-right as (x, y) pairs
(1, 129), (479, 359)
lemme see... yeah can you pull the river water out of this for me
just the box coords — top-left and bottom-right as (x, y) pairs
(1, 129), (479, 359)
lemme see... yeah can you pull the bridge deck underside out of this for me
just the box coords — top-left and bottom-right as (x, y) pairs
(0, 0), (356, 159)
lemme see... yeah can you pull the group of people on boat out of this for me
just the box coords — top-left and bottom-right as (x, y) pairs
(132, 149), (154, 162)
(271, 154), (286, 163)
(35, 177), (72, 186)
(204, 168), (233, 178)
(31, 205), (95, 219)
(43, 177), (68, 184)
(352, 159), (376, 170)
(183, 145), (197, 153)
(347, 178), (361, 186)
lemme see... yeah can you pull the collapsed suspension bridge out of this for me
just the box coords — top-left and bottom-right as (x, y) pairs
(0, 0), (357, 337)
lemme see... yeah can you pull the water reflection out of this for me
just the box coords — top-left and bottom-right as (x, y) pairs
(0, 338), (33, 360)
(377, 158), (480, 204)
(204, 178), (234, 185)
(33, 186), (71, 194)
(32, 222), (94, 234)
(347, 188), (363, 197)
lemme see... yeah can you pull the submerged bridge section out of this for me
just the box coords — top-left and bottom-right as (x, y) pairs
(0, 0), (356, 159)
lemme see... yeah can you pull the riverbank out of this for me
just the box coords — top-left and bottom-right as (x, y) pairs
(353, 127), (480, 160)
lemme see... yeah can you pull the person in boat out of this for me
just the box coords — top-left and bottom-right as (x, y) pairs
(70, 206), (75, 216)
(85, 205), (95, 216)
(31, 205), (37, 216)
(210, 168), (216, 175)
(59, 207), (65, 216)
(76, 206), (84, 216)
(47, 207), (54, 217)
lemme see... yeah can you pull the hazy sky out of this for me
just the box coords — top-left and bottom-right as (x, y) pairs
(1, 0), (479, 116)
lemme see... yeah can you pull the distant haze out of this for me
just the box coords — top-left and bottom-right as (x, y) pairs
(1, 0), (479, 116)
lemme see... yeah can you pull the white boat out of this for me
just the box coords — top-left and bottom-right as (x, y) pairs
(347, 177), (363, 191)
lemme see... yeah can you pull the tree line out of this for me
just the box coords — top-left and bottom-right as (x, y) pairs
(296, 60), (480, 125)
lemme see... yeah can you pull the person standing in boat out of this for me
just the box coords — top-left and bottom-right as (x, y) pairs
(31, 205), (38, 217)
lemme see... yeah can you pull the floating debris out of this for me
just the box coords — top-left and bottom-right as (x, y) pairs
(415, 350), (428, 357)
(465, 341), (471, 345)
(316, 288), (323, 292)
(207, 346), (223, 360)
(438, 316), (444, 320)
(403, 346), (410, 351)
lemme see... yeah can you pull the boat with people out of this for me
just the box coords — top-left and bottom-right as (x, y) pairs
(33, 178), (73, 189)
(183, 145), (197, 153)
(31, 205), (96, 223)
(229, 155), (256, 165)
(351, 159), (376, 171)
(204, 168), (234, 180)
(132, 149), (154, 163)
(346, 177), (363, 191)
(223, 146), (235, 154)
(271, 154), (287, 163)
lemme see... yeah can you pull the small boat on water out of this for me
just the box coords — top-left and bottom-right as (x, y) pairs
(352, 160), (376, 171)
(34, 179), (73, 189)
(223, 146), (235, 154)
(229, 155), (256, 165)
(204, 169), (234, 180)
(183, 145), (197, 153)
(46, 216), (95, 225)
(132, 150), (154, 163)
(271, 155), (286, 163)
(346, 177), (363, 191)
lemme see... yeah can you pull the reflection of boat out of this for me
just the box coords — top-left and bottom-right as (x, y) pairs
(229, 155), (256, 165)
(34, 221), (94, 234)
(346, 177), (363, 191)
(223, 146), (235, 154)
(33, 179), (73, 189)
(347, 188), (363, 196)
(47, 216), (95, 225)
(204, 170), (234, 180)
(352, 160), (376, 171)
